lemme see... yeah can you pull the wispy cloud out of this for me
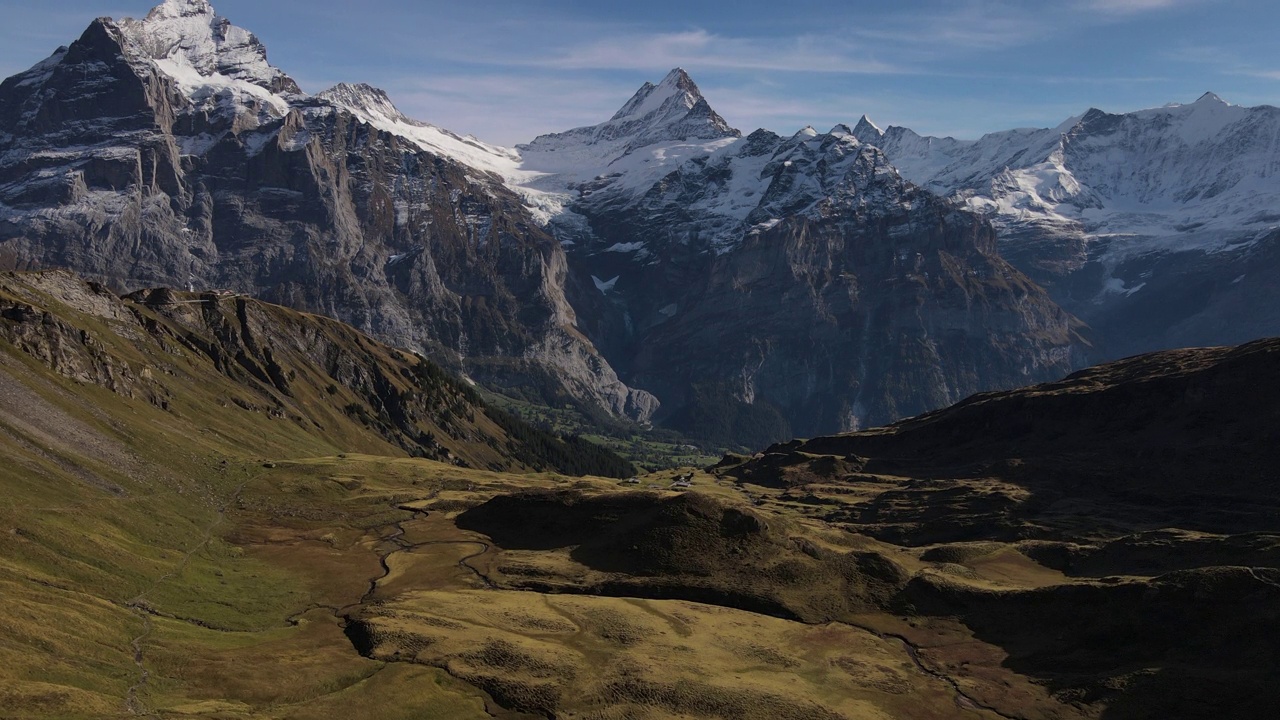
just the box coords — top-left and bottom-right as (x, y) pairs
(365, 73), (654, 145)
(1165, 43), (1280, 84)
(844, 2), (1052, 54)
(1080, 0), (1185, 14)
(532, 29), (898, 75)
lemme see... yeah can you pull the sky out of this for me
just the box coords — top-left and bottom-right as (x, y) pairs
(1, 0), (1278, 146)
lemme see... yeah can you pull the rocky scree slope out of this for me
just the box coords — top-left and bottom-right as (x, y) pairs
(853, 95), (1280, 360)
(0, 0), (656, 425)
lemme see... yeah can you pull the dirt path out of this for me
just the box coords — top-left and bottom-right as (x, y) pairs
(840, 619), (1024, 720)
(123, 482), (246, 718)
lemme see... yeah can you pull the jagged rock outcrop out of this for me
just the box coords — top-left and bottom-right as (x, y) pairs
(0, 0), (656, 424)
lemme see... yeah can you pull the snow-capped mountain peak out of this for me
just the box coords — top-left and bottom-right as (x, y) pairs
(610, 68), (702, 123)
(146, 0), (214, 19)
(123, 0), (297, 95)
(856, 92), (1280, 271)
(514, 69), (741, 200)
(852, 115), (884, 143)
(109, 0), (299, 125)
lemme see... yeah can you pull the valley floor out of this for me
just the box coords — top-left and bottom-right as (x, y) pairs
(4, 271), (1279, 719)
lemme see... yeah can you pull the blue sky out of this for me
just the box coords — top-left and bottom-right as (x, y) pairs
(2, 0), (1278, 145)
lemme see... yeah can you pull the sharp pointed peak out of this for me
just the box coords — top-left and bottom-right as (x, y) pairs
(147, 0), (216, 20)
(852, 114), (884, 142)
(658, 67), (701, 94)
(1196, 91), (1227, 105)
(610, 68), (707, 123)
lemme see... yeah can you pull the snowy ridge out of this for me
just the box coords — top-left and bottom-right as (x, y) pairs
(13, 0), (1277, 276)
(316, 82), (523, 178)
(501, 72), (921, 254)
(857, 93), (1280, 257)
(667, 124), (915, 251)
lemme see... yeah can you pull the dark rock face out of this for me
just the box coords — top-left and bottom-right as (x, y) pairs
(0, 6), (656, 424)
(1050, 229), (1280, 360)
(562, 127), (1085, 443)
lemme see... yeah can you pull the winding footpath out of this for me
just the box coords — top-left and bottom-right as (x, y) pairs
(124, 482), (246, 717)
(841, 619), (1025, 720)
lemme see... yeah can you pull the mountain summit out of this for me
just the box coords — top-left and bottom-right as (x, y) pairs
(124, 0), (298, 96)
(604, 68), (737, 143)
(517, 68), (740, 185)
(850, 92), (1280, 361)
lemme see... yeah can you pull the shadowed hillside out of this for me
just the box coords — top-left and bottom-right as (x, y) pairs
(0, 270), (635, 476)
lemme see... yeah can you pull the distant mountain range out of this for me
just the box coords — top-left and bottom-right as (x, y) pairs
(850, 95), (1280, 358)
(3, 0), (1277, 445)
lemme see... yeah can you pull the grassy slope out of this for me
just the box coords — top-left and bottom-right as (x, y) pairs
(0, 272), (565, 718)
(6, 270), (1274, 719)
(0, 272), (1003, 720)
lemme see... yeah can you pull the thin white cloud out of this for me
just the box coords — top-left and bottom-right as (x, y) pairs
(1166, 44), (1280, 84)
(365, 73), (656, 146)
(518, 29), (897, 75)
(845, 3), (1051, 53)
(1080, 0), (1185, 14)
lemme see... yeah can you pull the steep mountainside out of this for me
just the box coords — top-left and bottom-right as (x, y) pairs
(0, 269), (636, 476)
(515, 74), (1086, 442)
(0, 0), (656, 424)
(854, 95), (1280, 359)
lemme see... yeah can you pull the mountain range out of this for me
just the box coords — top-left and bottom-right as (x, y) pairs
(850, 95), (1280, 359)
(4, 3), (1280, 716)
(2, 0), (1277, 445)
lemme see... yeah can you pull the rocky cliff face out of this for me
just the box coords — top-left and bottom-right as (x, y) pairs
(0, 0), (656, 424)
